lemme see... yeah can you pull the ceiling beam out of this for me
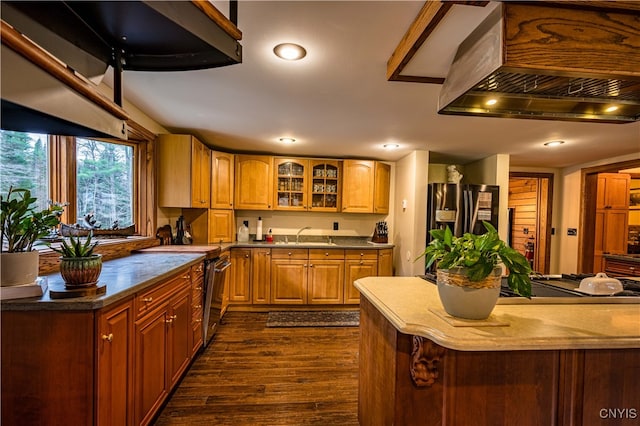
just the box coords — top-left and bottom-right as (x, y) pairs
(386, 1), (488, 83)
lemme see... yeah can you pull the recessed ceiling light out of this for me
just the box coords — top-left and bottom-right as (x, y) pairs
(279, 137), (296, 144)
(544, 140), (565, 147)
(273, 43), (307, 61)
(605, 105), (619, 112)
(485, 98), (498, 106)
(383, 143), (400, 149)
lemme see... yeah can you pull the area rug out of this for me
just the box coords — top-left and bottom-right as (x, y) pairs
(266, 311), (360, 327)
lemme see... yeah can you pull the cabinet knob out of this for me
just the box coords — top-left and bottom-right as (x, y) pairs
(309, 264), (313, 268)
(182, 274), (190, 279)
(245, 254), (250, 258)
(165, 318), (173, 324)
(288, 252), (292, 256)
(101, 333), (113, 342)
(171, 315), (178, 320)
(196, 286), (202, 291)
(142, 297), (153, 303)
(194, 304), (202, 309)
(325, 252), (329, 256)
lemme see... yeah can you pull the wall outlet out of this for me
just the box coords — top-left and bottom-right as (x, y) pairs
(333, 222), (339, 230)
(567, 228), (577, 236)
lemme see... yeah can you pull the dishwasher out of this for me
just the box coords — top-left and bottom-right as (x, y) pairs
(202, 254), (231, 346)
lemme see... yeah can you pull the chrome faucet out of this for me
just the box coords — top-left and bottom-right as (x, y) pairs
(296, 226), (312, 244)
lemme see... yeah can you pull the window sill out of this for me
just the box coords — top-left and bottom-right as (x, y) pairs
(38, 236), (159, 275)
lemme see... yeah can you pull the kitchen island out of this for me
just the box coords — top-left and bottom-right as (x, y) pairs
(355, 276), (640, 426)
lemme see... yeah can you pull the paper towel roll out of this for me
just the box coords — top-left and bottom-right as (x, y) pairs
(256, 217), (263, 240)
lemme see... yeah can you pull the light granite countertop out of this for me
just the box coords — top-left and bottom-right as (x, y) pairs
(1, 253), (205, 311)
(355, 276), (640, 351)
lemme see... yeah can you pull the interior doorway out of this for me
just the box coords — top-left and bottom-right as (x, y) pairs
(508, 173), (554, 274)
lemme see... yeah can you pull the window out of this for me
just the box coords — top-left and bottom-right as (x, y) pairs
(76, 138), (134, 228)
(0, 130), (49, 210)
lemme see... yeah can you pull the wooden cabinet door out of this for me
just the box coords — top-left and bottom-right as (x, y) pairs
(135, 306), (170, 426)
(309, 160), (341, 212)
(191, 138), (211, 208)
(344, 251), (378, 304)
(373, 162), (391, 214)
(190, 264), (204, 356)
(378, 248), (393, 276)
(274, 158), (309, 211)
(271, 249), (308, 304)
(211, 151), (235, 209)
(252, 248), (271, 304)
(168, 288), (192, 388)
(594, 210), (629, 272)
(208, 209), (235, 243)
(308, 261), (344, 304)
(342, 160), (375, 213)
(235, 155), (273, 210)
(97, 299), (134, 426)
(597, 173), (630, 209)
(229, 249), (251, 303)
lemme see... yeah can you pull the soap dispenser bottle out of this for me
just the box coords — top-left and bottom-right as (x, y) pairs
(238, 220), (249, 242)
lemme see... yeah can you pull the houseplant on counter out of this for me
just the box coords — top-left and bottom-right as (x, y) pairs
(418, 222), (532, 320)
(1, 187), (64, 286)
(48, 232), (102, 288)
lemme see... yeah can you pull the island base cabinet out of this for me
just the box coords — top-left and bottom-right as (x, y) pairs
(359, 298), (640, 426)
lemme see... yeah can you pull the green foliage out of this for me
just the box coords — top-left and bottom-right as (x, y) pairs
(49, 233), (99, 258)
(1, 187), (64, 252)
(417, 222), (532, 298)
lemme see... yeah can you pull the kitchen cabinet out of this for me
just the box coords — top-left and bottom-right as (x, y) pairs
(344, 250), (378, 303)
(190, 263), (205, 357)
(134, 269), (192, 426)
(271, 249), (308, 304)
(235, 155), (273, 210)
(308, 249), (345, 304)
(208, 209), (235, 243)
(157, 134), (211, 208)
(211, 151), (235, 209)
(594, 173), (630, 272)
(377, 248), (393, 276)
(274, 158), (309, 211)
(604, 256), (640, 277)
(97, 299), (134, 426)
(252, 248), (272, 304)
(309, 160), (341, 212)
(342, 160), (390, 214)
(229, 248), (252, 303)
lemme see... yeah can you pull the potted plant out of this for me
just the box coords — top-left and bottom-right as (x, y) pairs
(418, 221), (532, 320)
(48, 233), (102, 288)
(1, 187), (64, 286)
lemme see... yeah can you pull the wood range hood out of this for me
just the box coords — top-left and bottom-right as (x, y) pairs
(1, 1), (242, 138)
(438, 2), (640, 124)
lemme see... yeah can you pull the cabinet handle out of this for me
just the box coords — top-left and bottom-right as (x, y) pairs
(195, 319), (202, 323)
(142, 297), (153, 303)
(101, 333), (113, 342)
(182, 274), (190, 279)
(196, 265), (204, 272)
(195, 286), (202, 291)
(194, 304), (202, 309)
(166, 318), (173, 324)
(171, 315), (178, 320)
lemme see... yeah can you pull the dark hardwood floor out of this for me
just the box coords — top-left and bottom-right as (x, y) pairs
(153, 312), (360, 425)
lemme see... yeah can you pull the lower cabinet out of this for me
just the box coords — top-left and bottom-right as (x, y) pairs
(229, 248), (252, 302)
(345, 250), (378, 304)
(0, 263), (202, 426)
(308, 249), (345, 304)
(271, 249), (308, 304)
(190, 263), (205, 357)
(252, 248), (272, 304)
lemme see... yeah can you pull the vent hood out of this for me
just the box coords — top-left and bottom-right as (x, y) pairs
(438, 2), (640, 123)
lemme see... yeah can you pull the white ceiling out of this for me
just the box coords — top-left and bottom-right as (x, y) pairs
(109, 1), (639, 168)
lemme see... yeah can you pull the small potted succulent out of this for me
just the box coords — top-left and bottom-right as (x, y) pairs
(418, 221), (532, 319)
(1, 187), (64, 286)
(49, 233), (102, 288)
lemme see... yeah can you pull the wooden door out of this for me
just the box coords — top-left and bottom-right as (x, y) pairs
(344, 251), (378, 304)
(373, 162), (391, 214)
(274, 158), (309, 211)
(597, 173), (630, 209)
(168, 288), (192, 388)
(252, 248), (271, 304)
(135, 307), (169, 426)
(377, 249), (393, 276)
(342, 160), (375, 213)
(208, 209), (235, 243)
(235, 155), (273, 210)
(211, 151), (235, 209)
(271, 249), (308, 304)
(229, 249), (251, 303)
(308, 252), (345, 304)
(97, 299), (134, 426)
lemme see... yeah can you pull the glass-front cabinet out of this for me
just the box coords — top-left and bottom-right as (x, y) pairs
(310, 160), (340, 212)
(275, 158), (308, 210)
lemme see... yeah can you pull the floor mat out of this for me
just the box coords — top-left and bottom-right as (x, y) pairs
(266, 310), (360, 327)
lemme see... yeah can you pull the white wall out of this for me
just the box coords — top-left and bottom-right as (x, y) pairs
(392, 150), (429, 277)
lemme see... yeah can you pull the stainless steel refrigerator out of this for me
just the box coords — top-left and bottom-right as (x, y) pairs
(426, 183), (500, 242)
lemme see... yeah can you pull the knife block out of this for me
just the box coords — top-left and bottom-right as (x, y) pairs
(371, 228), (388, 244)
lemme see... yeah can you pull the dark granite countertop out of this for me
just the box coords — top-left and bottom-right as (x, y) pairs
(230, 236), (394, 250)
(604, 254), (640, 264)
(1, 253), (205, 311)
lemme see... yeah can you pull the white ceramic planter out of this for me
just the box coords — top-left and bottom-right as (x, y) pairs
(1, 251), (39, 286)
(436, 267), (502, 320)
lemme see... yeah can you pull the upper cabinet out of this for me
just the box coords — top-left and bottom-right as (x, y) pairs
(157, 134), (211, 208)
(310, 160), (341, 212)
(597, 173), (630, 210)
(274, 158), (309, 211)
(211, 151), (235, 209)
(342, 160), (390, 214)
(235, 155), (273, 210)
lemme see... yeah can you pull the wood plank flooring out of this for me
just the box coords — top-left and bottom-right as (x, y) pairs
(153, 312), (360, 425)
